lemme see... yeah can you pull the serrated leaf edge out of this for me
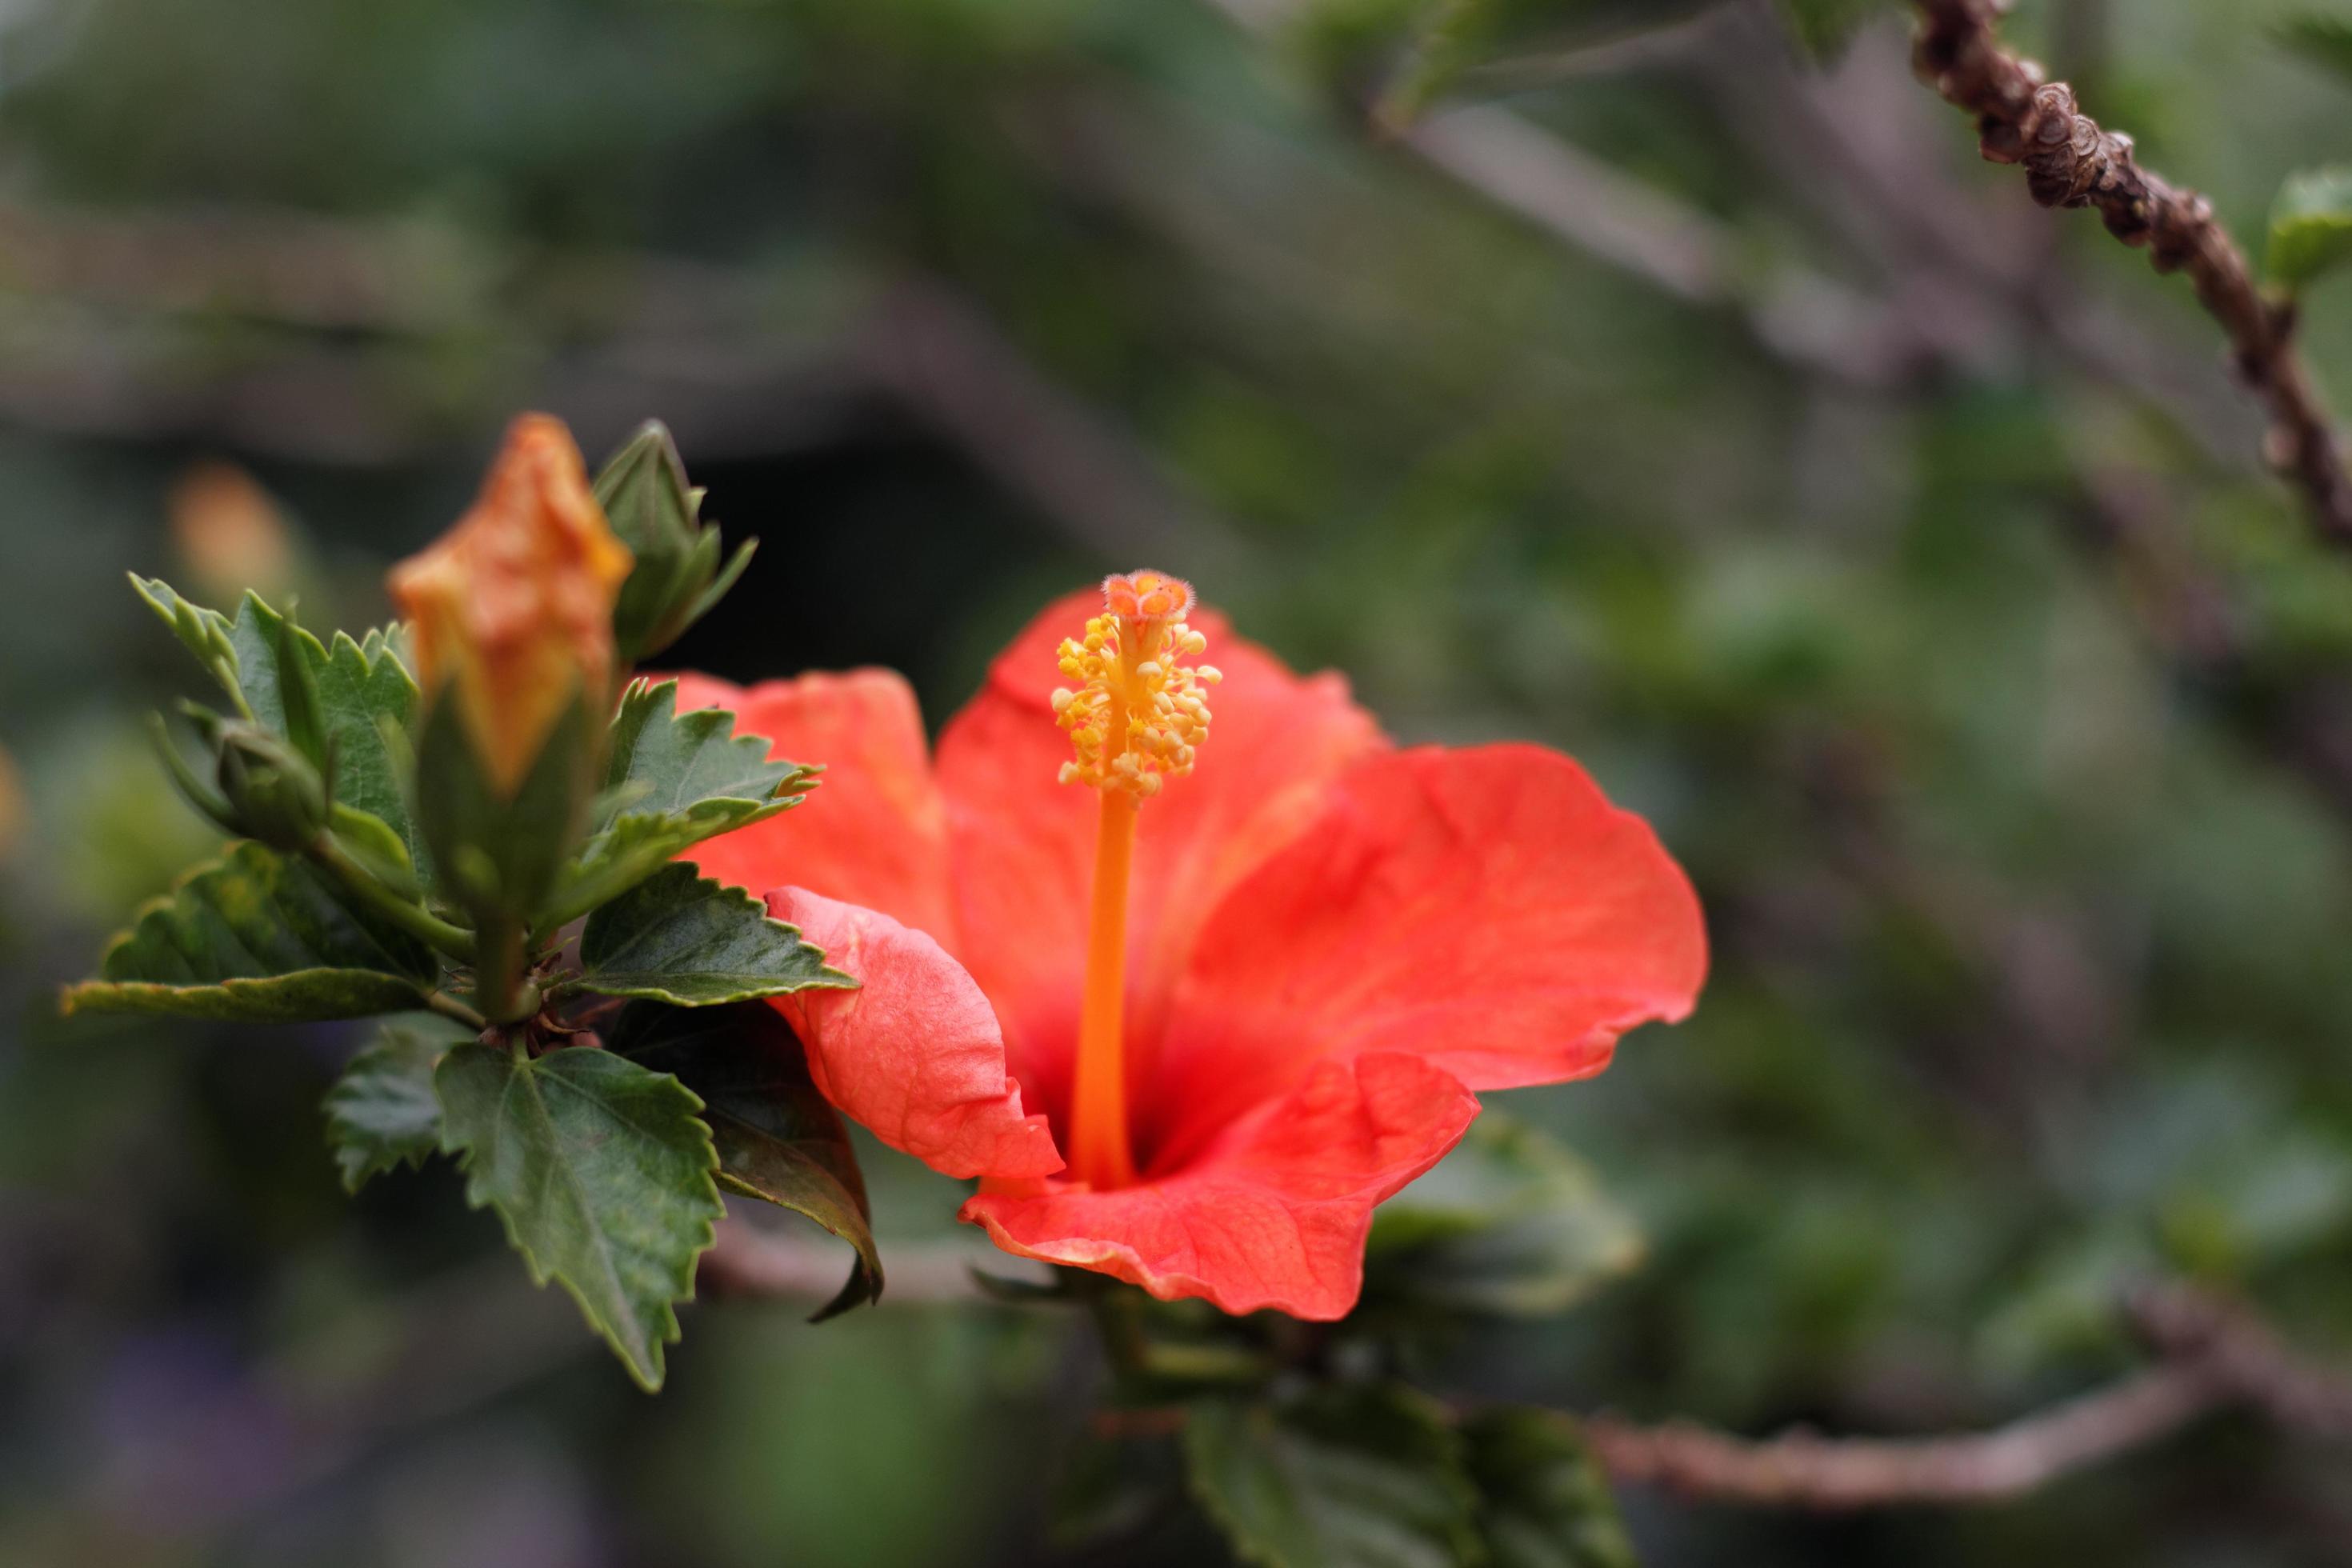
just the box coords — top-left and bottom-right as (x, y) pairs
(58, 841), (439, 1017)
(573, 870), (854, 1005)
(438, 1049), (723, 1392)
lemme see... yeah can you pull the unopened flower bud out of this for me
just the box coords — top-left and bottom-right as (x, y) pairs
(593, 421), (754, 665)
(216, 725), (328, 850)
(389, 415), (633, 796)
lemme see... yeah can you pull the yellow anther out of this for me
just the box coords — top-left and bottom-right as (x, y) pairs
(1052, 570), (1218, 800)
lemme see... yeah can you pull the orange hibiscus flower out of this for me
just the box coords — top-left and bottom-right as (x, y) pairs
(670, 573), (1706, 1318)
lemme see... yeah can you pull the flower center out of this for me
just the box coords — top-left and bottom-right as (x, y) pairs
(1051, 571), (1221, 1187)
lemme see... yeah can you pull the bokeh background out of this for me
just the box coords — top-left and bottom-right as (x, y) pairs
(6, 0), (2352, 1562)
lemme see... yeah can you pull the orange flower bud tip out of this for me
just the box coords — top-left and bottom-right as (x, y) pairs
(387, 414), (634, 794)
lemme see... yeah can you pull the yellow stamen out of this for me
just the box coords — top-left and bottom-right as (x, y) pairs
(1056, 571), (1220, 1188)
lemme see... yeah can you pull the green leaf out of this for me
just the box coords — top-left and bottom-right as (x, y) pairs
(130, 574), (242, 702)
(435, 1042), (723, 1391)
(358, 621), (416, 676)
(575, 864), (850, 1006)
(2278, 14), (2352, 86)
(1366, 1113), (1642, 1317)
(60, 840), (438, 1022)
(325, 1016), (463, 1192)
(1185, 1385), (1483, 1568)
(1461, 1409), (1635, 1568)
(2268, 167), (2352, 291)
(230, 594), (425, 870)
(542, 679), (814, 927)
(609, 1000), (882, 1319)
(602, 678), (812, 826)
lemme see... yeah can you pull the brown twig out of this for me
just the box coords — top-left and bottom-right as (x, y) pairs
(1910, 0), (2352, 543)
(1586, 1283), (2352, 1510)
(2131, 1282), (2352, 1441)
(1585, 1365), (2218, 1508)
(694, 1230), (2352, 1514)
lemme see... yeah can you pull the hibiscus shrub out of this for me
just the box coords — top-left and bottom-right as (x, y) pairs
(65, 413), (1707, 1566)
(62, 416), (871, 1390)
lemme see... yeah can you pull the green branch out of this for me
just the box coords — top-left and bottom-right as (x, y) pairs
(309, 832), (478, 962)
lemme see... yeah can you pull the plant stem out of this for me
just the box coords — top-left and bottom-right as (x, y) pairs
(309, 833), (477, 960)
(1082, 1275), (1153, 1382)
(423, 989), (489, 1030)
(1910, 0), (2352, 543)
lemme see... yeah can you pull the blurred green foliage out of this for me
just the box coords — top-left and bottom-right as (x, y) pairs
(6, 0), (2352, 1563)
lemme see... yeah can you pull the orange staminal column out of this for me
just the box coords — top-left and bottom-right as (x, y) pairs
(1052, 571), (1220, 1190)
(1071, 787), (1139, 1187)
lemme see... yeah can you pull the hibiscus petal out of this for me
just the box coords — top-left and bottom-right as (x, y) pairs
(667, 670), (958, 945)
(935, 589), (1386, 1127)
(960, 1051), (1476, 1319)
(767, 887), (1062, 1182)
(1147, 744), (1706, 1166)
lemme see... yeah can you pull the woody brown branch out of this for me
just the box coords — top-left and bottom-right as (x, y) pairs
(1910, 0), (2352, 544)
(704, 1233), (2352, 1511)
(1583, 1366), (2217, 1507)
(1586, 1283), (2352, 1510)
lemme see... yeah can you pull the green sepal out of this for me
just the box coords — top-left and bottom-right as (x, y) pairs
(435, 1042), (723, 1391)
(608, 1000), (882, 1320)
(2268, 167), (2352, 291)
(1366, 1113), (1642, 1318)
(60, 840), (438, 1022)
(415, 693), (598, 1018)
(1460, 1408), (1636, 1568)
(325, 1015), (466, 1192)
(1185, 1384), (1483, 1568)
(146, 711), (240, 833)
(574, 864), (850, 1006)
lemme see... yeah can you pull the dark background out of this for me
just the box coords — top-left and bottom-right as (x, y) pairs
(4, 0), (2352, 1562)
